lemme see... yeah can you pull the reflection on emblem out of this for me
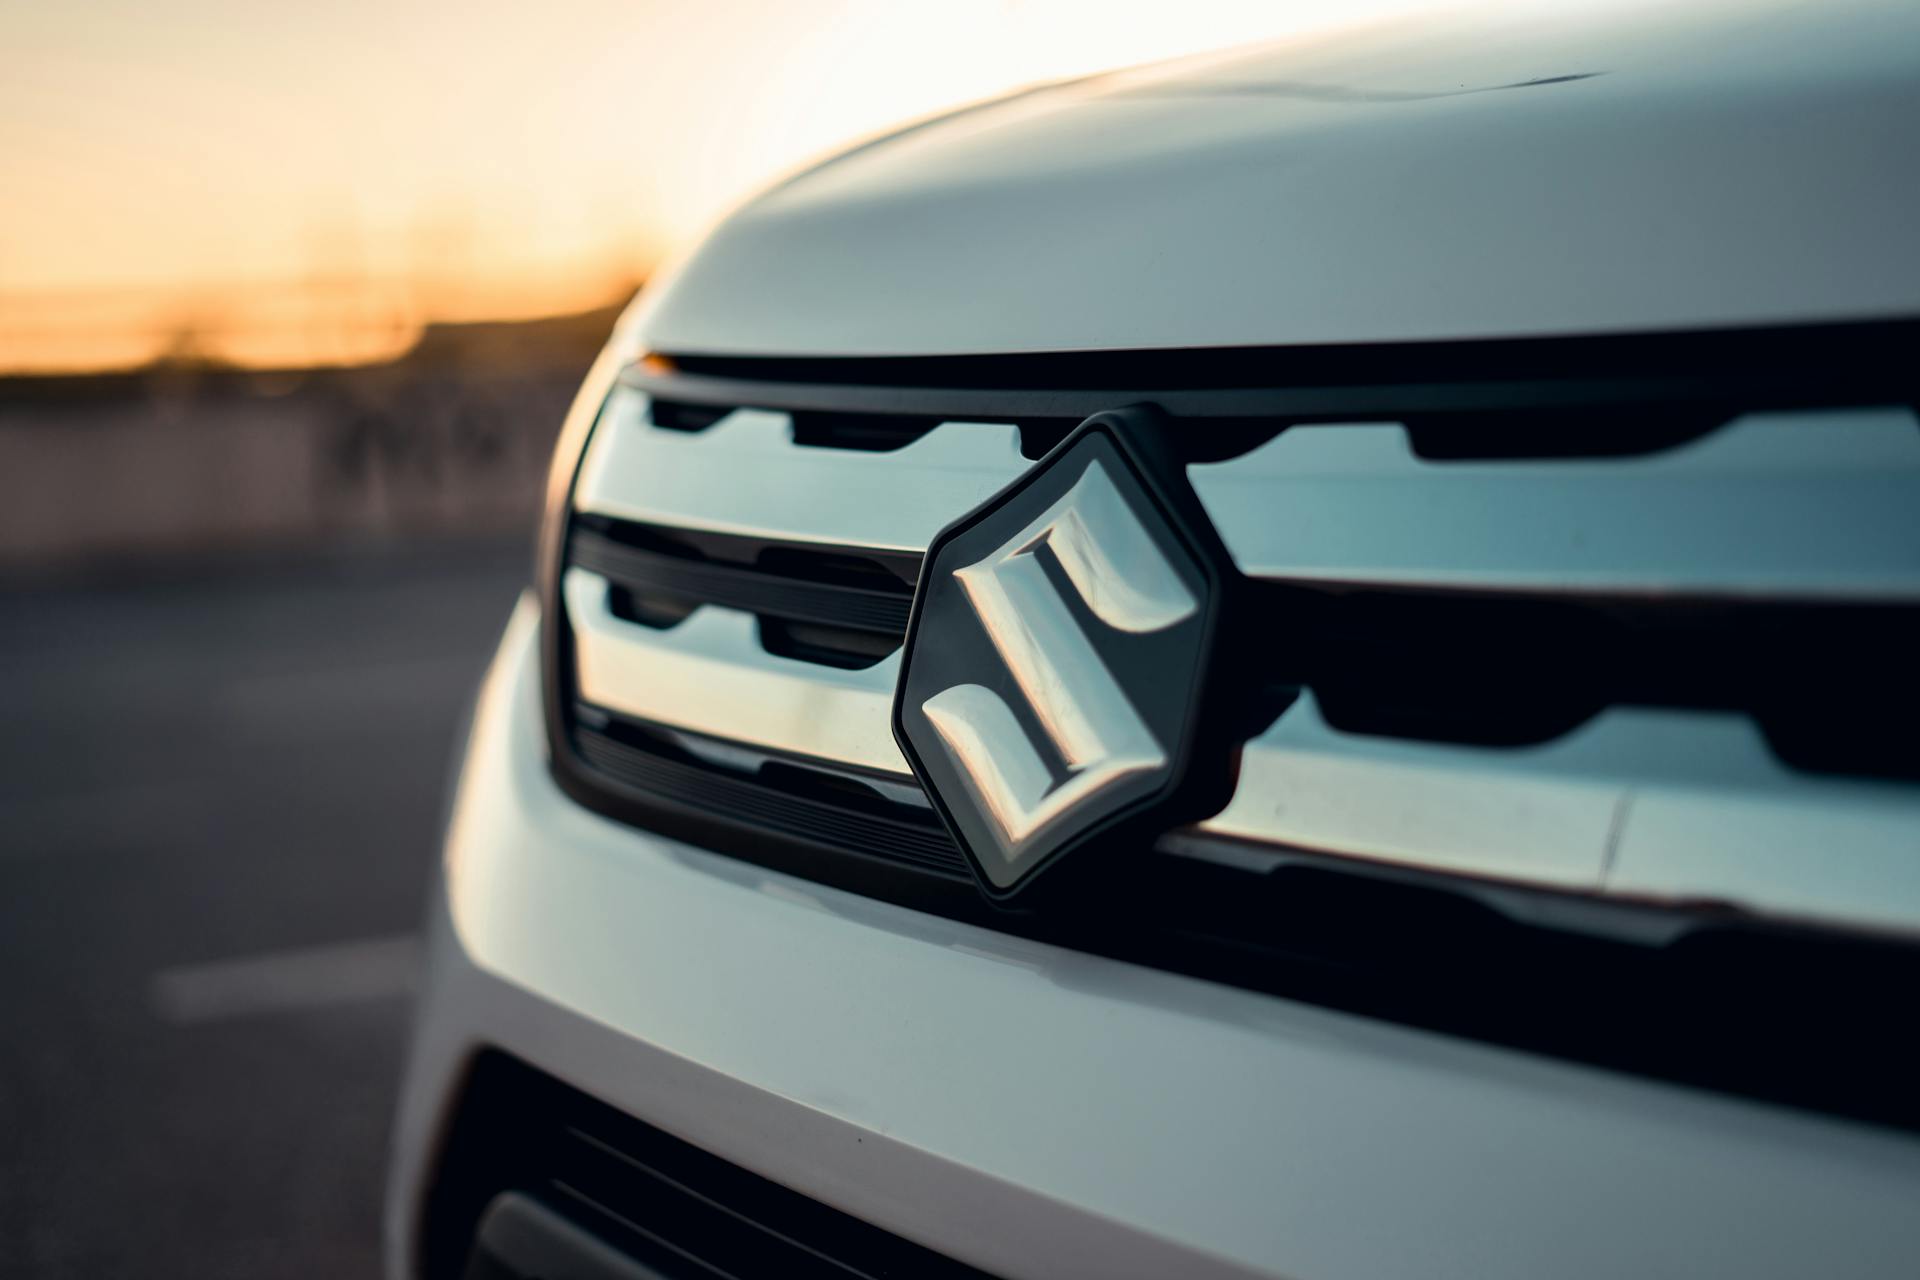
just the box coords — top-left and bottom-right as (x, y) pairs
(920, 458), (1200, 872)
(894, 409), (1231, 899)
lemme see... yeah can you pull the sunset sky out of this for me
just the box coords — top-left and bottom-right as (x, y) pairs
(2, 0), (1443, 370)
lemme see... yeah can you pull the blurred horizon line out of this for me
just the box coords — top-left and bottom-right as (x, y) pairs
(0, 261), (647, 379)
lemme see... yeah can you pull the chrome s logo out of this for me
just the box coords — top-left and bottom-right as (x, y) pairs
(893, 408), (1240, 900)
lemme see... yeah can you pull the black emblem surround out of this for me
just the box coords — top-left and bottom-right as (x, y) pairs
(892, 407), (1246, 902)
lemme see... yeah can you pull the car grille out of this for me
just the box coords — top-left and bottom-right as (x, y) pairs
(424, 1053), (994, 1280)
(541, 323), (1920, 1127)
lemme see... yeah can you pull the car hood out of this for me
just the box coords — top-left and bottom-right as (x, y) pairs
(638, 0), (1920, 358)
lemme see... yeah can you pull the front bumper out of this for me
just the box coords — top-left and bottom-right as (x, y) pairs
(388, 594), (1920, 1280)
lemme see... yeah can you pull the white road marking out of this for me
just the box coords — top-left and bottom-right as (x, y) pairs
(150, 933), (421, 1025)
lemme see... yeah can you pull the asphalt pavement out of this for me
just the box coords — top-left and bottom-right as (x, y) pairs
(0, 538), (533, 1278)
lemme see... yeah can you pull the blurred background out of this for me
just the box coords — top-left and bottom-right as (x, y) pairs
(1, 1), (1434, 1274)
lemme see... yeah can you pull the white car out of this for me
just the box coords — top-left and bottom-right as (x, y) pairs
(389, 3), (1920, 1277)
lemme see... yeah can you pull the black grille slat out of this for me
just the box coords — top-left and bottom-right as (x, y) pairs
(573, 723), (969, 879)
(427, 1054), (999, 1280)
(570, 527), (912, 637)
(556, 1129), (868, 1280)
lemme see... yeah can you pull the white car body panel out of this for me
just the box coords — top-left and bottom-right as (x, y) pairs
(639, 0), (1920, 357)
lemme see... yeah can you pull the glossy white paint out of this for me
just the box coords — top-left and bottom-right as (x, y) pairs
(389, 599), (1920, 1280)
(638, 0), (1920, 357)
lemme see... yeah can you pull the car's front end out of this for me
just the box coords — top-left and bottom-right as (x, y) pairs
(390, 4), (1920, 1277)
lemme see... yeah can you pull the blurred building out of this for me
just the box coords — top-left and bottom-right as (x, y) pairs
(0, 303), (624, 570)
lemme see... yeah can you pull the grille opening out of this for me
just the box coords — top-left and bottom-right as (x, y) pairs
(759, 618), (900, 669)
(787, 409), (1084, 466)
(1172, 418), (1291, 463)
(752, 545), (914, 597)
(1172, 409), (1741, 469)
(644, 396), (1282, 468)
(790, 410), (940, 452)
(1310, 676), (1604, 748)
(599, 570), (904, 670)
(1278, 590), (1621, 747)
(1021, 415), (1289, 462)
(1402, 405), (1734, 459)
(1761, 690), (1920, 783)
(650, 397), (1089, 467)
(424, 1053), (996, 1280)
(1027, 408), (1731, 470)
(647, 398), (731, 432)
(606, 584), (698, 631)
(1261, 588), (1920, 777)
